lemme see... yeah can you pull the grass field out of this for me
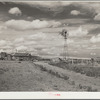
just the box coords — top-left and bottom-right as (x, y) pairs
(49, 61), (100, 77)
(0, 61), (100, 91)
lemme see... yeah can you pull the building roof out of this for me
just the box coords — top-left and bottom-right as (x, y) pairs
(0, 52), (7, 54)
(14, 53), (31, 57)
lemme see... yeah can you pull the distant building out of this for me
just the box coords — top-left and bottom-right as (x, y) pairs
(94, 57), (100, 64)
(7, 54), (12, 61)
(68, 57), (91, 64)
(0, 52), (7, 60)
(13, 53), (31, 61)
(51, 57), (62, 63)
(31, 56), (41, 61)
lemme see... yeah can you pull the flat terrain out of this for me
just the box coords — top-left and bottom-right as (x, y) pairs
(0, 61), (100, 91)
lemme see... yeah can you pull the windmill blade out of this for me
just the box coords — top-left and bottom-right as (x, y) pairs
(59, 29), (69, 39)
(57, 31), (62, 36)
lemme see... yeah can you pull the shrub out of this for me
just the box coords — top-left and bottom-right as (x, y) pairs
(87, 86), (92, 91)
(63, 76), (69, 80)
(35, 63), (69, 81)
(68, 80), (75, 85)
(79, 84), (82, 89)
(50, 62), (100, 78)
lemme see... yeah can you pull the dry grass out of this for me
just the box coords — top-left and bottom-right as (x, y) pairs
(0, 61), (99, 91)
(0, 61), (79, 91)
(49, 61), (100, 78)
(36, 64), (69, 80)
(35, 61), (100, 92)
(78, 84), (98, 91)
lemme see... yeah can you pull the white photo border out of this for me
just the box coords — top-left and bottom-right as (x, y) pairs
(0, 0), (100, 99)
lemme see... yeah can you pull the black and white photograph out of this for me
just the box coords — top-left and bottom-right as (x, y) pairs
(0, 0), (100, 92)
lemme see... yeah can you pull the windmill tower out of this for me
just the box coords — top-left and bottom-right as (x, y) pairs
(60, 29), (69, 61)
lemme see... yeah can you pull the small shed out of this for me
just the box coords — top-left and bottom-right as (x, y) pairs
(0, 52), (7, 60)
(13, 53), (31, 61)
(7, 54), (12, 60)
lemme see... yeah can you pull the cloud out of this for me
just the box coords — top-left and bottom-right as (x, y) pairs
(0, 24), (7, 34)
(8, 7), (22, 16)
(87, 45), (97, 50)
(90, 34), (100, 43)
(0, 2), (97, 20)
(49, 21), (61, 28)
(24, 41), (36, 46)
(67, 39), (74, 44)
(5, 19), (48, 30)
(90, 52), (96, 55)
(0, 25), (7, 30)
(28, 32), (46, 40)
(70, 10), (80, 15)
(16, 45), (27, 51)
(15, 1), (71, 8)
(69, 26), (88, 37)
(0, 40), (7, 46)
(5, 19), (61, 30)
(0, 40), (13, 53)
(0, 49), (4, 52)
(60, 39), (74, 44)
(94, 13), (100, 21)
(14, 37), (24, 43)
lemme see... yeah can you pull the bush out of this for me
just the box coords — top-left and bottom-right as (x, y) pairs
(0, 68), (9, 74)
(79, 84), (82, 89)
(68, 80), (75, 85)
(49, 62), (100, 78)
(36, 64), (69, 81)
(78, 84), (98, 92)
(63, 76), (69, 80)
(87, 86), (92, 91)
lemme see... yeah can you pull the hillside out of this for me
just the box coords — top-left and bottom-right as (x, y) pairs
(0, 61), (100, 91)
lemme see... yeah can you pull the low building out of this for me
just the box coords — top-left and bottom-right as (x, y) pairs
(94, 57), (100, 64)
(69, 57), (91, 64)
(0, 52), (7, 60)
(13, 53), (31, 61)
(7, 54), (12, 61)
(51, 57), (62, 63)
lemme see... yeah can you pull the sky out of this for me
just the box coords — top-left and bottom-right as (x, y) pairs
(0, 1), (100, 58)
